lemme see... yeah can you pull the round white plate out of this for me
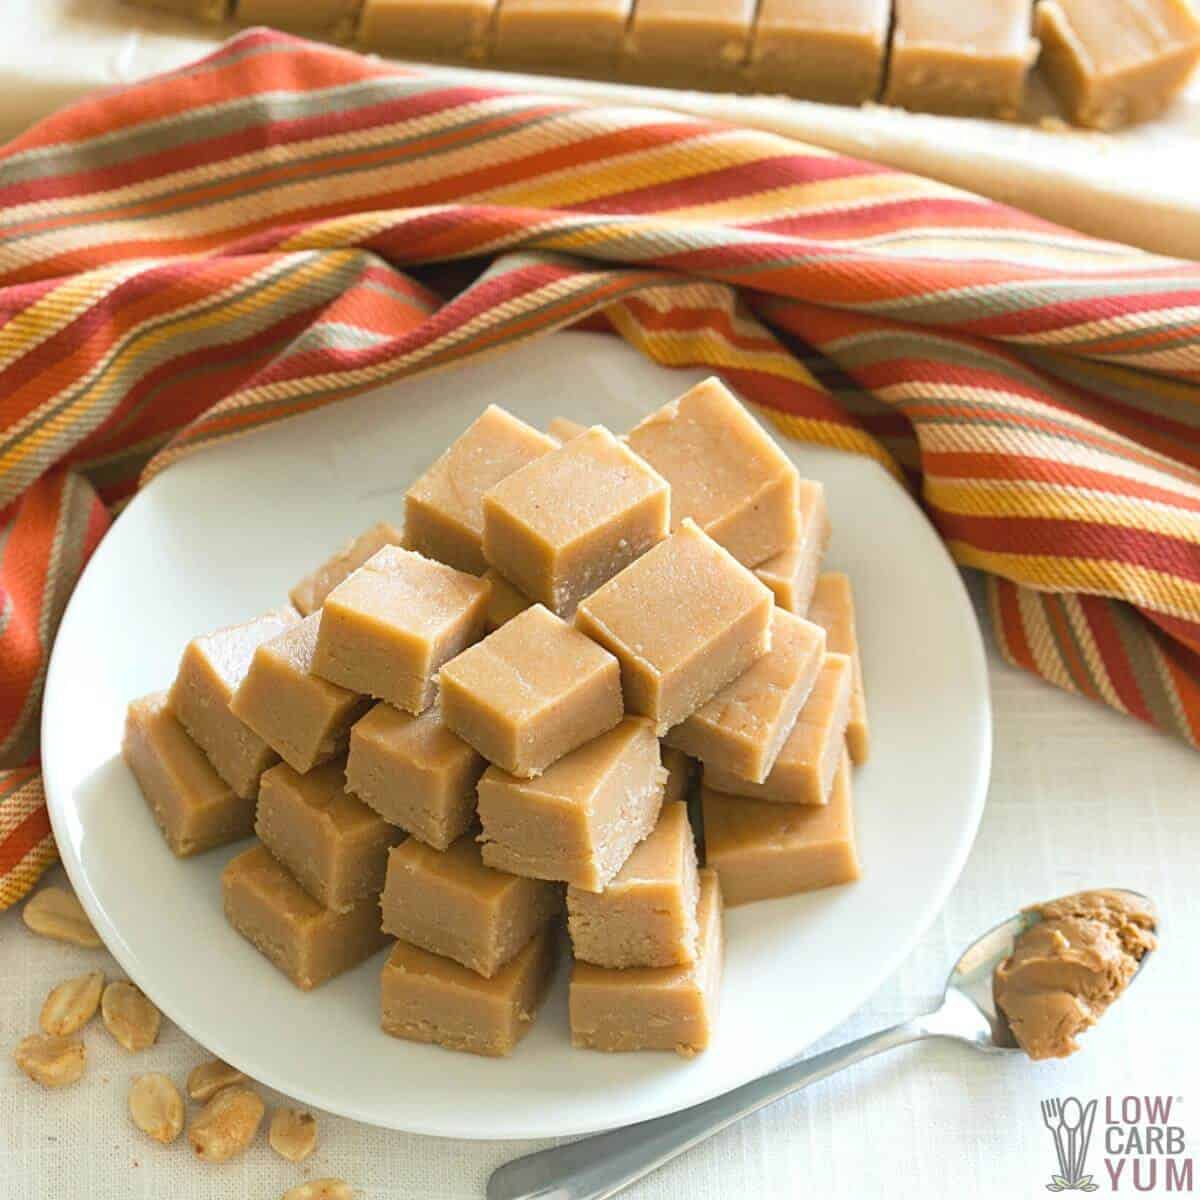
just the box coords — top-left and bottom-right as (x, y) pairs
(42, 331), (991, 1140)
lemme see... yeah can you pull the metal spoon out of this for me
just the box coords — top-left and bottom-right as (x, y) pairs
(488, 889), (1154, 1200)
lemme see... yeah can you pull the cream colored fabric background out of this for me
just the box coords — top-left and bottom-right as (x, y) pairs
(1, 13), (1198, 1198)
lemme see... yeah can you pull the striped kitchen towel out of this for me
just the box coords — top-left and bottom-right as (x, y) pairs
(1, 29), (1198, 907)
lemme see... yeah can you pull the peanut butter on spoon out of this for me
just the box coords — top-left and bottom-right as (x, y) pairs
(993, 889), (1157, 1061)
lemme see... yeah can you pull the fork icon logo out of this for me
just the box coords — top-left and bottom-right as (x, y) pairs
(1041, 1097), (1100, 1192)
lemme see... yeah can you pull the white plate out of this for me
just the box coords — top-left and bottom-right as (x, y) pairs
(42, 331), (991, 1140)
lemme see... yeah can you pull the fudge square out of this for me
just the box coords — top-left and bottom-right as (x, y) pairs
(570, 868), (724, 1055)
(702, 756), (860, 906)
(884, 0), (1035, 120)
(704, 652), (852, 805)
(567, 800), (700, 969)
(624, 0), (756, 90)
(755, 480), (832, 614)
(230, 613), (371, 775)
(236, 0), (359, 38)
(481, 425), (669, 617)
(1037, 0), (1200, 131)
(380, 834), (562, 977)
(626, 377), (800, 567)
(405, 405), (558, 575)
(122, 692), (255, 857)
(380, 927), (559, 1057)
(576, 519), (774, 735)
(222, 844), (389, 990)
(169, 606), (300, 799)
(747, 0), (891, 105)
(312, 546), (489, 714)
(482, 569), (532, 632)
(808, 572), (870, 764)
(345, 702), (486, 851)
(438, 604), (623, 778)
(661, 744), (693, 804)
(664, 609), (826, 784)
(255, 760), (403, 913)
(289, 521), (406, 616)
(492, 0), (632, 76)
(547, 416), (586, 443)
(358, 0), (494, 62)
(477, 716), (666, 892)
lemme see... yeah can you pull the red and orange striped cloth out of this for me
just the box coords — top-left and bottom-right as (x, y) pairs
(2, 30), (1198, 908)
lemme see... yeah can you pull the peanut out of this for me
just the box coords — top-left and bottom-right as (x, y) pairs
(22, 887), (101, 948)
(39, 971), (104, 1036)
(188, 1085), (264, 1162)
(186, 1058), (246, 1103)
(282, 1180), (352, 1200)
(129, 1073), (185, 1144)
(14, 1034), (86, 1088)
(101, 981), (161, 1052)
(269, 1107), (318, 1163)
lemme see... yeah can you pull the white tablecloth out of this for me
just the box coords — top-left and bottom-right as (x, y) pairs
(2, 574), (1195, 1200)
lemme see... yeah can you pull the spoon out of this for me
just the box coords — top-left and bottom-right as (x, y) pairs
(488, 889), (1154, 1200)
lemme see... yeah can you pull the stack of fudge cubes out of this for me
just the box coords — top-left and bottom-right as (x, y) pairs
(121, 377), (868, 1059)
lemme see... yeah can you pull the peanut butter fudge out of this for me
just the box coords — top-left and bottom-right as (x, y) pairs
(289, 521), (406, 617)
(626, 378), (799, 567)
(313, 546), (489, 714)
(747, 0), (890, 104)
(380, 927), (558, 1056)
(547, 416), (587, 443)
(665, 610), (826, 784)
(576, 519), (773, 735)
(346, 702), (485, 850)
(230, 613), (371, 775)
(883, 0), (1037, 119)
(236, 0), (360, 37)
(482, 425), (669, 617)
(439, 604), (623, 777)
(704, 652), (851, 805)
(808, 572), (869, 764)
(702, 757), (859, 906)
(169, 606), (300, 799)
(567, 800), (699, 968)
(255, 760), (402, 912)
(754, 481), (831, 614)
(482, 569), (532, 632)
(570, 869), (723, 1055)
(477, 716), (666, 891)
(126, 0), (228, 19)
(1037, 0), (1200, 130)
(380, 835), (561, 976)
(406, 405), (558, 575)
(662, 744), (693, 804)
(222, 845), (389, 990)
(493, 0), (632, 75)
(123, 693), (255, 857)
(358, 0), (496, 60)
(624, 0), (755, 90)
